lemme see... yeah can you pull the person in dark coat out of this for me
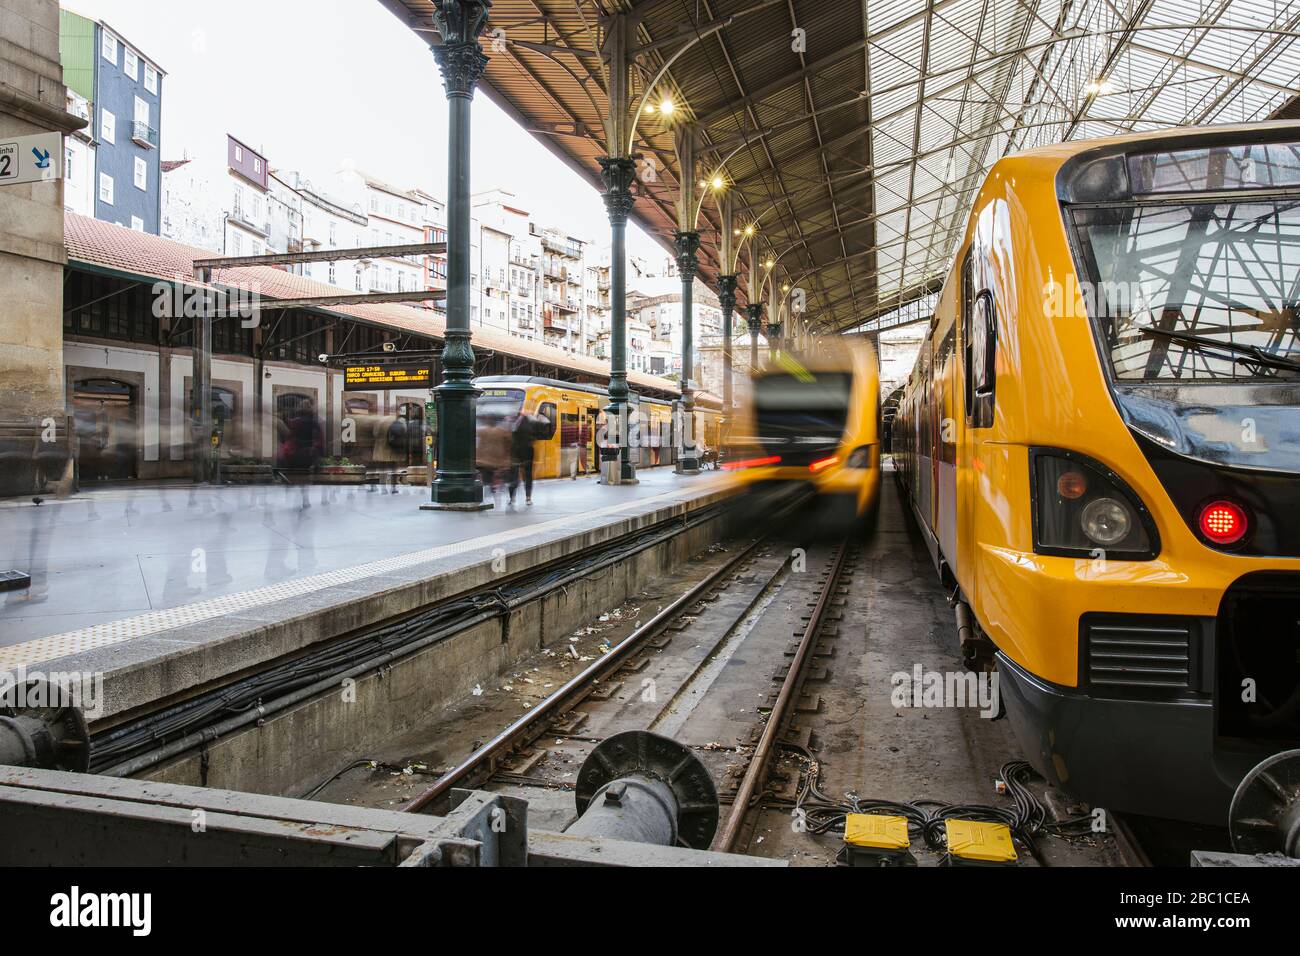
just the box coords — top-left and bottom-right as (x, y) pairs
(507, 411), (539, 508)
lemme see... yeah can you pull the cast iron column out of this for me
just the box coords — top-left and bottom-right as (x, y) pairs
(425, 0), (492, 511)
(767, 320), (783, 361)
(674, 231), (700, 474)
(746, 303), (762, 372)
(600, 156), (638, 483)
(717, 275), (737, 416)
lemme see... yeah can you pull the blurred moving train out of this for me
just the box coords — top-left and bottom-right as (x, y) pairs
(723, 337), (882, 527)
(895, 122), (1300, 824)
(474, 376), (723, 480)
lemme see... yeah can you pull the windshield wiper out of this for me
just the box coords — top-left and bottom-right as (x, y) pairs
(1138, 326), (1300, 374)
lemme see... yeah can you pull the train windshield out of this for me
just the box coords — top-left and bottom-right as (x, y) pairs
(1069, 197), (1300, 382)
(753, 372), (851, 461)
(476, 388), (525, 421)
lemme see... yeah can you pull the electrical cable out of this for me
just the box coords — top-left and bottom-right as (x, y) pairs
(89, 502), (734, 772)
(772, 748), (1098, 862)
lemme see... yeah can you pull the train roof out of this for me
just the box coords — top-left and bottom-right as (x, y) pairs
(476, 375), (723, 410)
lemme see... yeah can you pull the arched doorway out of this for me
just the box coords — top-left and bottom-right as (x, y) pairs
(73, 378), (138, 481)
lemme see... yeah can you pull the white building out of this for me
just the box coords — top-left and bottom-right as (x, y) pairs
(469, 190), (543, 342)
(266, 169), (304, 270)
(624, 276), (724, 385)
(63, 89), (96, 218)
(292, 173), (368, 291)
(333, 168), (426, 294)
(160, 134), (272, 258)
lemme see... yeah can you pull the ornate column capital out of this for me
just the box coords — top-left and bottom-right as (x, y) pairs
(746, 302), (763, 334)
(598, 156), (638, 226)
(431, 0), (492, 98)
(673, 231), (701, 282)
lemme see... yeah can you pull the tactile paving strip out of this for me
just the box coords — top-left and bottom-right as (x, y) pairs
(0, 485), (717, 672)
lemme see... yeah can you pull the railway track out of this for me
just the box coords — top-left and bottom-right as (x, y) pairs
(401, 524), (858, 857)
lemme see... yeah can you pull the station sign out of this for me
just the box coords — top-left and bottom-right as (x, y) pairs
(0, 132), (63, 186)
(343, 363), (432, 390)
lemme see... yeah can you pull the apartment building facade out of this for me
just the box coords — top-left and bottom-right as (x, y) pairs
(59, 9), (164, 233)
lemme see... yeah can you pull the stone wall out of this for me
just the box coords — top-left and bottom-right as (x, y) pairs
(0, 0), (86, 495)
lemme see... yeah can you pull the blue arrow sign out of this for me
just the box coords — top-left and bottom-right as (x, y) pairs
(32, 147), (50, 169)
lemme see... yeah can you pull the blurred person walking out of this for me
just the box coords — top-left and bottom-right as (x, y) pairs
(475, 415), (510, 507)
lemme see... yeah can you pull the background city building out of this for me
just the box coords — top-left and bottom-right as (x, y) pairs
(59, 7), (165, 233)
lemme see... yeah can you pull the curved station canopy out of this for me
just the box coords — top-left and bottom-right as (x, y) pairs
(382, 0), (1300, 334)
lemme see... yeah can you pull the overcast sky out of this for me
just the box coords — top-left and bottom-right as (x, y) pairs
(66, 0), (668, 260)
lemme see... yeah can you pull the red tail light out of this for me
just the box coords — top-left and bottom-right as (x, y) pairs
(721, 455), (782, 471)
(809, 455), (839, 473)
(1198, 500), (1248, 545)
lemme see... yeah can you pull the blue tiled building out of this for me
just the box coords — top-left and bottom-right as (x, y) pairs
(60, 10), (165, 234)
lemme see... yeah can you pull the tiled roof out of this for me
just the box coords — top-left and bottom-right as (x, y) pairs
(62, 212), (684, 396)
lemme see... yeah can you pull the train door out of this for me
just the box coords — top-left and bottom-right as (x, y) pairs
(534, 398), (559, 477)
(934, 327), (959, 568)
(72, 378), (137, 481)
(960, 245), (999, 600)
(915, 345), (934, 533)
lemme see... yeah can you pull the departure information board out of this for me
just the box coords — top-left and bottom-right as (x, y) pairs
(343, 363), (432, 390)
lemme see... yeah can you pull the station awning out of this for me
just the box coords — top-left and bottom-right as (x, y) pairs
(382, 0), (1300, 333)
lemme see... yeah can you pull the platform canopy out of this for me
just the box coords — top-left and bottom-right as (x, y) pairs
(381, 0), (1300, 334)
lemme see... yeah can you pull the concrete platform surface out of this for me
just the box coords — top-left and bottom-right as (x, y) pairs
(0, 469), (733, 718)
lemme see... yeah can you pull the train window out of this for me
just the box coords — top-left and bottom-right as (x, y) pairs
(969, 292), (998, 428)
(961, 251), (975, 418)
(536, 402), (558, 441)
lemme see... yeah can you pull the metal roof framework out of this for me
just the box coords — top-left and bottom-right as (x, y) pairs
(382, 0), (1300, 333)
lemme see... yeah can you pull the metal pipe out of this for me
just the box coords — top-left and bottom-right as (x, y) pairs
(566, 776), (681, 846)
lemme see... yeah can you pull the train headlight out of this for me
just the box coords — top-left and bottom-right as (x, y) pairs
(846, 445), (876, 468)
(1081, 497), (1131, 546)
(1031, 449), (1158, 559)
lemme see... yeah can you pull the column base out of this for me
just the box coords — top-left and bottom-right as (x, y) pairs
(675, 459), (701, 475)
(425, 474), (489, 510)
(420, 501), (493, 512)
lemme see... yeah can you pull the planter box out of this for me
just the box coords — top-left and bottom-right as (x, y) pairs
(316, 465), (367, 485)
(222, 464), (274, 485)
(401, 466), (430, 486)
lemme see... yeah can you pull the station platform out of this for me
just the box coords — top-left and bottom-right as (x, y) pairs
(0, 467), (734, 722)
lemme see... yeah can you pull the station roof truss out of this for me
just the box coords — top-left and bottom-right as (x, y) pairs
(383, 0), (1300, 333)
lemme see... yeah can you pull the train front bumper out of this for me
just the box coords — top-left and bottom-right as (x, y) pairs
(995, 651), (1233, 825)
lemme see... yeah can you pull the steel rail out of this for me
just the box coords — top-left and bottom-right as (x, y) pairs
(712, 540), (851, 853)
(401, 526), (792, 813)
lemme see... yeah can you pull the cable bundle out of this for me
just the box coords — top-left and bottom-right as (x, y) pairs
(772, 749), (1096, 863)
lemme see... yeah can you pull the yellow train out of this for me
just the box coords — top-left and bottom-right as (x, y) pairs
(895, 122), (1300, 824)
(474, 376), (723, 480)
(723, 337), (882, 525)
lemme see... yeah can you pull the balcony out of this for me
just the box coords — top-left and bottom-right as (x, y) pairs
(541, 236), (582, 259)
(132, 120), (159, 149)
